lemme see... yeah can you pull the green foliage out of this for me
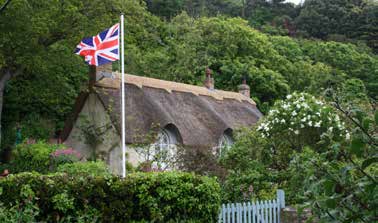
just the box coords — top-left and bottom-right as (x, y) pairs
(300, 40), (378, 98)
(50, 148), (81, 171)
(220, 128), (277, 202)
(221, 93), (350, 204)
(9, 142), (62, 173)
(0, 184), (40, 223)
(56, 161), (111, 177)
(296, 0), (378, 53)
(0, 171), (221, 222)
(290, 94), (378, 222)
(52, 191), (75, 214)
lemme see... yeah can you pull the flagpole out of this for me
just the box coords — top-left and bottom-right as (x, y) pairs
(121, 14), (126, 178)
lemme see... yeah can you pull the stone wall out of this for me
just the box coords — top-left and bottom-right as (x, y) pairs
(64, 93), (141, 175)
(281, 206), (316, 223)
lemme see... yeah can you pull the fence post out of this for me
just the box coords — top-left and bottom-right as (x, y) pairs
(277, 189), (285, 209)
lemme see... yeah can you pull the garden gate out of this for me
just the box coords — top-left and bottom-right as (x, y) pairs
(218, 190), (285, 223)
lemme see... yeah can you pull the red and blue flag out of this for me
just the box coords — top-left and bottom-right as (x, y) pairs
(75, 23), (119, 66)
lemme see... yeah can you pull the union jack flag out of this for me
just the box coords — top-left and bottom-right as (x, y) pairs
(75, 23), (119, 66)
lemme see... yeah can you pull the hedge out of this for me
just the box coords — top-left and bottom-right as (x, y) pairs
(0, 171), (221, 222)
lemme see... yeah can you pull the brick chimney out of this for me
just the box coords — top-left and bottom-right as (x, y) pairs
(238, 77), (250, 98)
(204, 67), (214, 90)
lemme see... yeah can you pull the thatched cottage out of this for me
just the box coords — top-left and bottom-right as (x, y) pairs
(60, 65), (262, 174)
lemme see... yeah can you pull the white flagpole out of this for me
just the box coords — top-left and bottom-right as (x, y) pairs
(121, 14), (126, 178)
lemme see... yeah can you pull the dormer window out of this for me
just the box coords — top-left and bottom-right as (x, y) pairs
(213, 129), (234, 157)
(154, 129), (176, 151)
(150, 127), (179, 170)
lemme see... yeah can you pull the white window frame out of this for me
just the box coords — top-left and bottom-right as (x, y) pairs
(213, 133), (233, 157)
(150, 129), (177, 170)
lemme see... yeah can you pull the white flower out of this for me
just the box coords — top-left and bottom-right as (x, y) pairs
(300, 124), (305, 128)
(308, 121), (313, 127)
(315, 100), (324, 105)
(290, 122), (294, 125)
(296, 104), (301, 109)
(294, 130), (299, 135)
(314, 121), (321, 127)
(286, 94), (292, 99)
(282, 103), (289, 109)
(292, 111), (297, 116)
(329, 127), (333, 132)
(345, 132), (350, 140)
(301, 117), (307, 122)
(280, 119), (286, 124)
(316, 112), (321, 116)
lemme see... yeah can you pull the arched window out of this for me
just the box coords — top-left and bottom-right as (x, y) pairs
(213, 130), (234, 157)
(150, 128), (178, 170)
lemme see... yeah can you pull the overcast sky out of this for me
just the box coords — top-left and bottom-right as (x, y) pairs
(285, 0), (303, 5)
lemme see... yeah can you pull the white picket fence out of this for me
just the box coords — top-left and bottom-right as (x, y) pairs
(219, 190), (285, 223)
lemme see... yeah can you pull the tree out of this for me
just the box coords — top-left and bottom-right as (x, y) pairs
(299, 40), (378, 99)
(295, 0), (378, 53)
(0, 0), (11, 13)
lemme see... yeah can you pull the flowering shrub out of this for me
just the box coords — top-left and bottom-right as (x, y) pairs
(50, 148), (81, 170)
(9, 142), (61, 174)
(221, 93), (353, 204)
(257, 92), (348, 152)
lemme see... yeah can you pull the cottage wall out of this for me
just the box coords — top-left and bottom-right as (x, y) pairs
(65, 93), (141, 175)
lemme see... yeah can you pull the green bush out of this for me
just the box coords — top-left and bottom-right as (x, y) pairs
(56, 161), (111, 177)
(0, 172), (221, 222)
(9, 142), (62, 173)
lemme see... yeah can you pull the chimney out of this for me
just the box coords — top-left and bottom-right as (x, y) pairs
(204, 67), (214, 90)
(238, 76), (250, 98)
(88, 63), (113, 89)
(95, 63), (113, 81)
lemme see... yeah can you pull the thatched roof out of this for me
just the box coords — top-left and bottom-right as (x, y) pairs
(62, 73), (262, 148)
